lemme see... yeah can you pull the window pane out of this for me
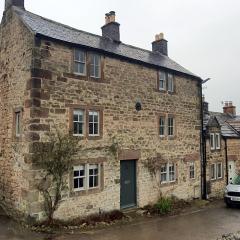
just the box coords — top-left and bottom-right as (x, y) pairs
(74, 122), (83, 135)
(169, 164), (175, 181)
(79, 63), (85, 74)
(89, 114), (93, 123)
(74, 179), (78, 189)
(159, 71), (166, 90)
(89, 176), (94, 188)
(73, 110), (84, 135)
(89, 112), (99, 136)
(74, 50), (85, 62)
(90, 54), (101, 78)
(215, 134), (220, 149)
(94, 123), (99, 135)
(211, 164), (215, 179)
(161, 173), (167, 182)
(74, 50), (86, 74)
(74, 114), (78, 122)
(217, 163), (222, 178)
(168, 117), (174, 136)
(89, 169), (94, 175)
(89, 123), (93, 135)
(159, 117), (165, 136)
(169, 172), (175, 181)
(90, 64), (95, 77)
(95, 175), (98, 187)
(79, 114), (83, 122)
(210, 134), (215, 149)
(79, 178), (84, 188)
(95, 66), (100, 78)
(74, 170), (79, 177)
(161, 164), (167, 173)
(94, 114), (99, 122)
(190, 163), (195, 179)
(160, 71), (166, 80)
(168, 74), (174, 92)
(80, 170), (85, 176)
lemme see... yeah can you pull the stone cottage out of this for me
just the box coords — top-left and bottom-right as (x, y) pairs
(203, 101), (240, 198)
(0, 0), (203, 220)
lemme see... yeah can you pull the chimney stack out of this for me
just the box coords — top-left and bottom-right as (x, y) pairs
(101, 11), (120, 43)
(223, 101), (236, 116)
(152, 33), (168, 56)
(5, 0), (25, 11)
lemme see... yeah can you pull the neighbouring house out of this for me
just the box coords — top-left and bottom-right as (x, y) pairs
(203, 101), (240, 198)
(0, 0), (203, 221)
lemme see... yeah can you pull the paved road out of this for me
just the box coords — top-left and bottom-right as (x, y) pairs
(1, 202), (240, 240)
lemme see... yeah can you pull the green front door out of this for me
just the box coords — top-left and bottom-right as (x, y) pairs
(120, 160), (137, 209)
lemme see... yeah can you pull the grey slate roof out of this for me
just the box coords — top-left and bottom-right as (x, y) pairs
(206, 112), (240, 138)
(13, 7), (200, 80)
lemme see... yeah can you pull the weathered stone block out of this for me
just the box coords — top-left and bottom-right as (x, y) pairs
(31, 68), (52, 80)
(30, 108), (49, 118)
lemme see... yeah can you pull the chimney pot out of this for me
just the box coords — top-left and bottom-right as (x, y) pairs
(223, 101), (236, 116)
(105, 11), (116, 24)
(152, 32), (168, 56)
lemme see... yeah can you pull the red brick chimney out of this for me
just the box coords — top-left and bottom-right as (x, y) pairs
(223, 101), (236, 116)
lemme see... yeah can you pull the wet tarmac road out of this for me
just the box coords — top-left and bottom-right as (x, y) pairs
(1, 202), (240, 240)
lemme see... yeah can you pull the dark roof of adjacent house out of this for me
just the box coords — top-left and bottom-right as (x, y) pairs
(13, 7), (201, 80)
(204, 111), (240, 138)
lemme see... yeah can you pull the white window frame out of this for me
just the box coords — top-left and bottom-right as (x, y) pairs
(160, 164), (167, 183)
(211, 163), (216, 180)
(217, 162), (223, 179)
(215, 133), (221, 150)
(168, 117), (174, 136)
(159, 71), (167, 90)
(189, 162), (195, 179)
(90, 53), (101, 78)
(88, 164), (99, 189)
(167, 73), (174, 92)
(168, 163), (175, 182)
(159, 116), (165, 137)
(73, 165), (86, 191)
(88, 111), (100, 136)
(160, 163), (176, 184)
(74, 49), (86, 76)
(15, 112), (21, 137)
(73, 164), (101, 191)
(210, 133), (215, 150)
(73, 110), (85, 136)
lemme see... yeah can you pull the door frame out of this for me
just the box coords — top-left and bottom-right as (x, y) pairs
(228, 160), (236, 183)
(120, 159), (137, 209)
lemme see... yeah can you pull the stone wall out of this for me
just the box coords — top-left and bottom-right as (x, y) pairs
(227, 138), (240, 172)
(0, 9), (33, 216)
(0, 10), (202, 221)
(206, 128), (226, 198)
(26, 38), (202, 220)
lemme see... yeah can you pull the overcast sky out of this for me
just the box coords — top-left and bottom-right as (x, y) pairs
(1, 0), (240, 113)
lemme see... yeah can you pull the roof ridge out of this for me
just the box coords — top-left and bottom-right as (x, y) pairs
(225, 121), (240, 136)
(14, 7), (170, 57)
(13, 6), (200, 79)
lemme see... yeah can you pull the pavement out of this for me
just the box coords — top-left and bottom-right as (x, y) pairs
(1, 200), (240, 240)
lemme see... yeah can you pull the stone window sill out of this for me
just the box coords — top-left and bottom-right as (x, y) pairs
(69, 187), (103, 198)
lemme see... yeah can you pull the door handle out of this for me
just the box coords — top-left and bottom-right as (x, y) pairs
(124, 180), (131, 185)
